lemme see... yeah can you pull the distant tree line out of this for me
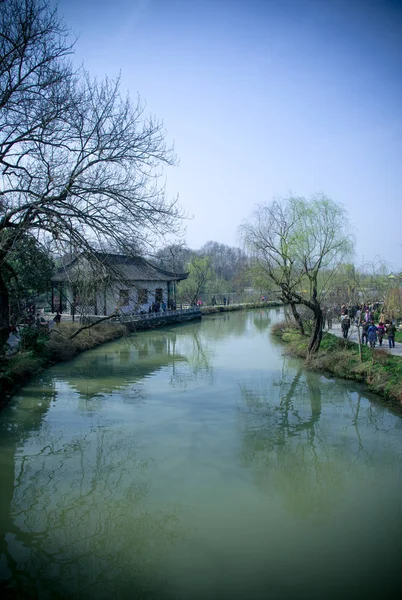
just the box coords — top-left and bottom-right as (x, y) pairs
(151, 241), (255, 306)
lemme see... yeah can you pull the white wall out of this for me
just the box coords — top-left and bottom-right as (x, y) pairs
(62, 280), (171, 316)
(101, 281), (169, 315)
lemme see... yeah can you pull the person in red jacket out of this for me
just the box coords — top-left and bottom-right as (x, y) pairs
(377, 322), (385, 347)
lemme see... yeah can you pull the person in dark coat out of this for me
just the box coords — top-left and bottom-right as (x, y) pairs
(386, 322), (396, 348)
(361, 321), (369, 345)
(367, 322), (378, 348)
(341, 314), (350, 339)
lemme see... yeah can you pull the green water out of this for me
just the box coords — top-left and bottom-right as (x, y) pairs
(0, 309), (401, 600)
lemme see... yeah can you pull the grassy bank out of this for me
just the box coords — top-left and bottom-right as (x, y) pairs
(272, 321), (402, 405)
(201, 301), (281, 315)
(0, 321), (128, 404)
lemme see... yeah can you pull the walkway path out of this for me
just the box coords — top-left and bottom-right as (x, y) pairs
(328, 322), (402, 357)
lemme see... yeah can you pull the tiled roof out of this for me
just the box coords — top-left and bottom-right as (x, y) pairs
(52, 253), (188, 283)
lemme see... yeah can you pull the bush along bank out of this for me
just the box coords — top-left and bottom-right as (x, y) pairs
(0, 321), (128, 405)
(271, 321), (402, 406)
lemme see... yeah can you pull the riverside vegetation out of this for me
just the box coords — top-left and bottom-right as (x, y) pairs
(272, 321), (402, 405)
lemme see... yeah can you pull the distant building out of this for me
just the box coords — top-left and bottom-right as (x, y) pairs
(51, 253), (188, 316)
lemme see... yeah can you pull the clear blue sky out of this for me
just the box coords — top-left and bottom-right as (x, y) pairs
(58, 0), (402, 269)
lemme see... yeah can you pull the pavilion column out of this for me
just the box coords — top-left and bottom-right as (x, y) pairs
(167, 281), (171, 307)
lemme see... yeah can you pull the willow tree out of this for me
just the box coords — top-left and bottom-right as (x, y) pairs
(240, 194), (354, 355)
(0, 0), (183, 350)
(177, 257), (212, 306)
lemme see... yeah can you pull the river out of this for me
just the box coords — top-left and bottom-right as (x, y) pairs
(0, 308), (401, 599)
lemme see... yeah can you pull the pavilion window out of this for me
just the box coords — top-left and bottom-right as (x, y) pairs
(119, 289), (129, 306)
(137, 288), (148, 304)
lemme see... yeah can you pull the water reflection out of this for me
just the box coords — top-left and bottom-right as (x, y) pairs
(252, 310), (272, 331)
(54, 310), (275, 400)
(51, 324), (223, 400)
(58, 334), (186, 400)
(0, 309), (401, 599)
(238, 356), (402, 521)
(0, 399), (185, 599)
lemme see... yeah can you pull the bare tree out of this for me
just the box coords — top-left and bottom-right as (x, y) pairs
(0, 0), (183, 350)
(152, 242), (192, 274)
(240, 194), (354, 355)
(200, 241), (248, 281)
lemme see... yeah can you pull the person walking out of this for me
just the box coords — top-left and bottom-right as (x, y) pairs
(386, 322), (396, 348)
(361, 321), (369, 345)
(377, 322), (385, 347)
(341, 314), (350, 339)
(326, 307), (333, 330)
(355, 307), (361, 325)
(367, 322), (378, 348)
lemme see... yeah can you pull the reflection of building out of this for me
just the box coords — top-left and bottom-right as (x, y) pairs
(59, 338), (186, 399)
(51, 253), (188, 315)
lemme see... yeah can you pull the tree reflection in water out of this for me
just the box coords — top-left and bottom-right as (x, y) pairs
(0, 386), (186, 600)
(2, 308), (401, 599)
(238, 356), (402, 520)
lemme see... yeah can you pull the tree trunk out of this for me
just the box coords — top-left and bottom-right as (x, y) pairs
(289, 302), (304, 335)
(308, 305), (324, 355)
(0, 267), (10, 353)
(357, 324), (363, 363)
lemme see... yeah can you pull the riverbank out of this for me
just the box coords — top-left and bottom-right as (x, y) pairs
(1, 301), (281, 405)
(200, 300), (281, 315)
(272, 321), (402, 405)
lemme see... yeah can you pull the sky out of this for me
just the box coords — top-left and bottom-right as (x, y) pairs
(57, 0), (402, 269)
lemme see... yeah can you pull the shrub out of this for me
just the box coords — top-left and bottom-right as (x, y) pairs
(271, 321), (289, 337)
(48, 322), (128, 360)
(19, 327), (50, 358)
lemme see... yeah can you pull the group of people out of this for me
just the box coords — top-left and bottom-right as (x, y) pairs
(325, 303), (397, 348)
(147, 299), (176, 314)
(360, 320), (396, 348)
(210, 296), (231, 306)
